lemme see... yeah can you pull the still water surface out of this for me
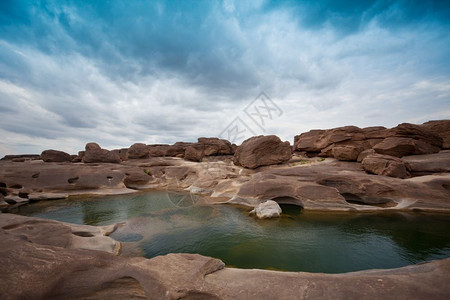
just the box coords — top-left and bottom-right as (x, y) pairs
(17, 192), (450, 273)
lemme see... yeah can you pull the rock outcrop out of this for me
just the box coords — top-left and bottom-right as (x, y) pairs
(40, 149), (72, 162)
(421, 120), (450, 149)
(83, 143), (121, 163)
(233, 135), (292, 169)
(362, 154), (411, 179)
(403, 151), (450, 175)
(127, 143), (149, 159)
(184, 145), (204, 162)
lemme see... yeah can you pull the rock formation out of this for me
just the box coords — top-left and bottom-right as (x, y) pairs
(233, 135), (292, 169)
(83, 143), (121, 163)
(127, 143), (149, 159)
(40, 149), (72, 162)
(294, 122), (443, 161)
(361, 153), (411, 179)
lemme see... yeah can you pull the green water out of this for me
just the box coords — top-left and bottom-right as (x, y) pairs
(16, 192), (450, 273)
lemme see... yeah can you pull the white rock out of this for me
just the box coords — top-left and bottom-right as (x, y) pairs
(249, 200), (282, 219)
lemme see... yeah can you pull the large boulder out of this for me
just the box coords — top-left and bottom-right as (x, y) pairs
(166, 142), (193, 157)
(249, 200), (282, 219)
(233, 135), (292, 169)
(362, 154), (411, 179)
(373, 137), (440, 157)
(82, 143), (121, 163)
(331, 145), (361, 161)
(197, 138), (234, 156)
(294, 126), (366, 153)
(184, 145), (204, 162)
(127, 143), (149, 159)
(40, 150), (72, 162)
(421, 120), (450, 149)
(148, 144), (170, 157)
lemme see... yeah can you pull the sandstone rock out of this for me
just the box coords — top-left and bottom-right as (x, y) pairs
(112, 148), (128, 161)
(166, 142), (193, 157)
(233, 135), (292, 169)
(357, 149), (375, 162)
(388, 123), (443, 148)
(72, 151), (85, 162)
(362, 154), (411, 179)
(249, 200), (282, 219)
(373, 137), (440, 157)
(331, 145), (361, 161)
(40, 149), (72, 162)
(83, 143), (121, 163)
(422, 120), (450, 149)
(127, 143), (149, 159)
(0, 216), (449, 300)
(403, 151), (450, 174)
(123, 172), (152, 189)
(0, 154), (40, 161)
(184, 145), (204, 162)
(148, 144), (170, 157)
(198, 137), (234, 156)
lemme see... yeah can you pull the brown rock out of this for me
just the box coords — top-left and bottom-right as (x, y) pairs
(357, 149), (375, 162)
(123, 172), (152, 189)
(233, 135), (292, 169)
(362, 154), (411, 179)
(0, 154), (40, 161)
(422, 120), (450, 149)
(40, 150), (72, 162)
(127, 143), (149, 159)
(331, 145), (362, 161)
(148, 144), (170, 157)
(387, 123), (443, 147)
(72, 151), (85, 163)
(82, 143), (121, 164)
(197, 137), (234, 156)
(111, 148), (128, 161)
(294, 130), (325, 153)
(166, 142), (193, 157)
(184, 146), (204, 162)
(373, 137), (440, 157)
(403, 151), (450, 174)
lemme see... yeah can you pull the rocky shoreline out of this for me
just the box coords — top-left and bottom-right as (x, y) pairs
(1, 120), (449, 299)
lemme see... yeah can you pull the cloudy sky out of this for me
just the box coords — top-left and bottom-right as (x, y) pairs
(1, 0), (449, 156)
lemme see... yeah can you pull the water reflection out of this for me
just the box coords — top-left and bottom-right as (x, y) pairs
(17, 192), (450, 273)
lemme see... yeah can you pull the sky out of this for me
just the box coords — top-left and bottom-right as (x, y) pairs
(0, 0), (449, 156)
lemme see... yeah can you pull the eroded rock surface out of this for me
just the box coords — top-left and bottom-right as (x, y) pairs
(233, 135), (292, 169)
(0, 213), (449, 299)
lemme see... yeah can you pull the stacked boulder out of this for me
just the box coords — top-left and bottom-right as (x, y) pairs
(184, 138), (234, 162)
(124, 138), (234, 161)
(294, 122), (446, 178)
(82, 143), (121, 163)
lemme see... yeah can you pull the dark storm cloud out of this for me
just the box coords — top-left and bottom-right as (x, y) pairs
(0, 0), (449, 156)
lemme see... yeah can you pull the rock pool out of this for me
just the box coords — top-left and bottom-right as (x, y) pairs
(16, 192), (450, 273)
